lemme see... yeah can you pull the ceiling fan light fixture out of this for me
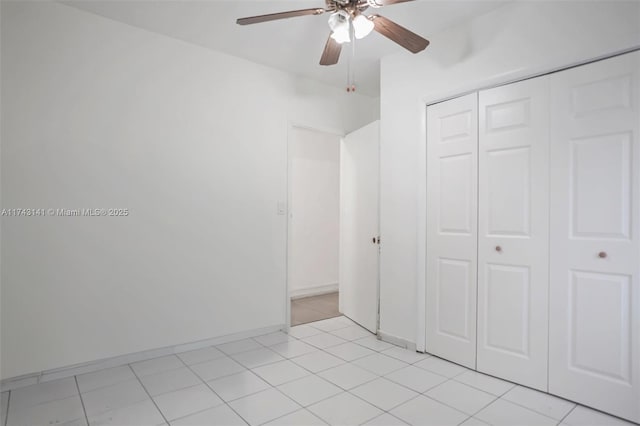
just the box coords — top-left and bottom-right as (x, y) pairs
(235, 1), (431, 70)
(328, 10), (350, 32)
(328, 10), (351, 44)
(330, 27), (351, 44)
(353, 14), (374, 39)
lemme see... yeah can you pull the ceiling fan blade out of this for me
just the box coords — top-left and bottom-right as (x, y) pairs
(368, 0), (415, 6)
(237, 8), (325, 25)
(320, 33), (342, 66)
(369, 14), (429, 54)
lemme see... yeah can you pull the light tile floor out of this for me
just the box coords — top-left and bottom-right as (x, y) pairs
(1, 316), (638, 426)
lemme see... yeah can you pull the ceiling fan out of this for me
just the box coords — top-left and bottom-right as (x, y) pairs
(236, 0), (429, 67)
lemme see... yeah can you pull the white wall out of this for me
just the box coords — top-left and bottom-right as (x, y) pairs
(289, 127), (340, 297)
(379, 0), (640, 345)
(0, 0), (377, 380)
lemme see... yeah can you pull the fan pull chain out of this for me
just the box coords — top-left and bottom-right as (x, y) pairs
(347, 21), (356, 93)
(346, 31), (352, 91)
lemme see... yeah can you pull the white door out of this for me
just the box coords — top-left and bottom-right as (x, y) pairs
(549, 52), (640, 423)
(426, 93), (478, 369)
(476, 77), (550, 391)
(339, 121), (380, 333)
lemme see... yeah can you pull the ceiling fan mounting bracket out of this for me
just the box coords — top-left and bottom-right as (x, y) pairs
(326, 0), (370, 16)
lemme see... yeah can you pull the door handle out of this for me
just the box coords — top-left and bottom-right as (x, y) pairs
(495, 246), (502, 253)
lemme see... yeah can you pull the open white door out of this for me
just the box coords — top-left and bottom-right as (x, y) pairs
(339, 121), (380, 333)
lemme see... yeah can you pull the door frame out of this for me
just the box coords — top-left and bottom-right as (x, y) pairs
(416, 47), (640, 353)
(285, 122), (344, 332)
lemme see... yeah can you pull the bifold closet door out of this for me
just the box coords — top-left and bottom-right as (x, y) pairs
(426, 93), (478, 369)
(477, 77), (550, 391)
(549, 52), (640, 423)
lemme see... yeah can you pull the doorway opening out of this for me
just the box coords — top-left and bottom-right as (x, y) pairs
(287, 126), (342, 326)
(286, 121), (380, 333)
(291, 292), (341, 326)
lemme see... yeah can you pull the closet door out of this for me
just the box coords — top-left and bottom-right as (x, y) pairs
(549, 52), (640, 423)
(426, 93), (478, 369)
(477, 77), (550, 391)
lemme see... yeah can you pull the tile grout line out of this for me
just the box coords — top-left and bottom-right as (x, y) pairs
(369, 411), (409, 426)
(223, 325), (385, 425)
(51, 376), (155, 420)
(74, 376), (90, 426)
(276, 327), (415, 397)
(8, 320), (626, 426)
(268, 378), (377, 426)
(9, 324), (433, 426)
(438, 365), (517, 397)
(282, 349), (418, 424)
(497, 395), (573, 424)
(307, 323), (353, 333)
(229, 336), (585, 426)
(209, 350), (350, 408)
(24, 323), (446, 425)
(255, 384), (306, 425)
(189, 363), (250, 384)
(206, 376), (269, 405)
(259, 406), (329, 426)
(169, 401), (251, 426)
(457, 415), (473, 426)
(414, 368), (563, 424)
(80, 359), (209, 398)
(176, 349), (252, 426)
(0, 324), (320, 394)
(374, 393), (424, 423)
(365, 366), (494, 423)
(422, 379), (498, 422)
(127, 364), (171, 425)
(430, 358), (523, 400)
(262, 376), (357, 426)
(321, 368), (381, 393)
(399, 379), (472, 420)
(365, 355), (446, 386)
(558, 404), (577, 425)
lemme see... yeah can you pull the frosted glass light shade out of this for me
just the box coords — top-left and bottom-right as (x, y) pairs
(353, 14), (374, 39)
(328, 10), (349, 32)
(331, 28), (351, 44)
(328, 10), (351, 44)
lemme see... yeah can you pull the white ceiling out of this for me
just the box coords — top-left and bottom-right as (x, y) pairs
(61, 0), (510, 96)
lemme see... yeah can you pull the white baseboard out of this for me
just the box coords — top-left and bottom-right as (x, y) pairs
(1, 324), (284, 392)
(290, 282), (338, 300)
(378, 330), (417, 352)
